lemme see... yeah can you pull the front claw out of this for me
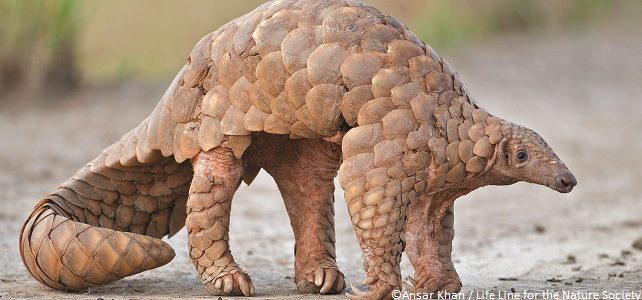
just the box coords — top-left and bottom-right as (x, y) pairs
(204, 271), (255, 296)
(296, 267), (345, 294)
(346, 281), (395, 300)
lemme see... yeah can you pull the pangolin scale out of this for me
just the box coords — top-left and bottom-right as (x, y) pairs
(19, 0), (577, 299)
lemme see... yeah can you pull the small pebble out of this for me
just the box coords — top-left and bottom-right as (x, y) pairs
(498, 277), (518, 281)
(534, 224), (546, 234)
(610, 260), (625, 266)
(564, 255), (576, 264)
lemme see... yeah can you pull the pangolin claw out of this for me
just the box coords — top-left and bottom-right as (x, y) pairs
(402, 276), (417, 291)
(213, 278), (223, 290)
(362, 276), (377, 285)
(349, 283), (367, 296)
(314, 268), (325, 286)
(205, 272), (254, 297)
(297, 267), (345, 294)
(320, 268), (339, 294)
(234, 272), (253, 296)
(346, 282), (395, 300)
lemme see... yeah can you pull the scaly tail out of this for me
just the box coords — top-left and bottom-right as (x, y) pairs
(19, 122), (194, 290)
(20, 200), (175, 290)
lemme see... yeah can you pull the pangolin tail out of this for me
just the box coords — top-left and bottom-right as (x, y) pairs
(18, 132), (194, 291)
(19, 198), (175, 290)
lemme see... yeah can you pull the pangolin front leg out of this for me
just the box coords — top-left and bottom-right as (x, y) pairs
(405, 202), (461, 293)
(186, 144), (253, 296)
(343, 177), (411, 299)
(267, 138), (345, 294)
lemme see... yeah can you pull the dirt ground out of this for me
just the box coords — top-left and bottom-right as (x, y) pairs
(1, 18), (641, 300)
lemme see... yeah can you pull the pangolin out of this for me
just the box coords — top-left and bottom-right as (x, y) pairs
(19, 0), (577, 299)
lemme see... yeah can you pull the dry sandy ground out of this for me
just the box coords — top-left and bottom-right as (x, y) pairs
(1, 20), (641, 300)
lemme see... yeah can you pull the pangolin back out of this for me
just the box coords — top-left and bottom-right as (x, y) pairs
(140, 0), (463, 161)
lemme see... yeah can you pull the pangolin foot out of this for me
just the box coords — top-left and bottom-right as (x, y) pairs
(346, 281), (397, 300)
(204, 270), (254, 297)
(296, 266), (345, 294)
(402, 274), (461, 294)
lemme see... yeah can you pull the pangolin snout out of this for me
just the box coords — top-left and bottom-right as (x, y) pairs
(554, 172), (577, 193)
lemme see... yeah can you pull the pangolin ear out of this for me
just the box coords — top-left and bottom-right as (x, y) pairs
(486, 137), (509, 172)
(498, 138), (510, 166)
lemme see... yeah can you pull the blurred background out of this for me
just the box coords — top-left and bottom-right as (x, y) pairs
(1, 0), (641, 298)
(0, 0), (639, 96)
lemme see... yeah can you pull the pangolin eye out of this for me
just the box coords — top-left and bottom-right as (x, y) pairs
(516, 150), (528, 163)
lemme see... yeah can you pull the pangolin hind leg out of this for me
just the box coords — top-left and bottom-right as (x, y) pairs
(404, 202), (461, 293)
(186, 143), (254, 296)
(252, 135), (345, 294)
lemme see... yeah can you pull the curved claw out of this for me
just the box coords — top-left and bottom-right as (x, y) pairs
(297, 267), (345, 294)
(362, 276), (377, 285)
(234, 272), (252, 296)
(402, 276), (417, 291)
(320, 268), (339, 294)
(336, 274), (346, 294)
(346, 282), (394, 300)
(213, 278), (222, 289)
(314, 268), (325, 286)
(204, 272), (254, 297)
(349, 283), (367, 296)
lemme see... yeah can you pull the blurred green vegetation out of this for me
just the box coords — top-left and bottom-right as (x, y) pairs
(0, 0), (80, 93)
(411, 0), (641, 50)
(0, 0), (639, 93)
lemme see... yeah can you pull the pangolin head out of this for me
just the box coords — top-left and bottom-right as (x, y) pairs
(487, 123), (577, 193)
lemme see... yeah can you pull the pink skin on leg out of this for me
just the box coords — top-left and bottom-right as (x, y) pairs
(405, 199), (461, 293)
(246, 134), (346, 294)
